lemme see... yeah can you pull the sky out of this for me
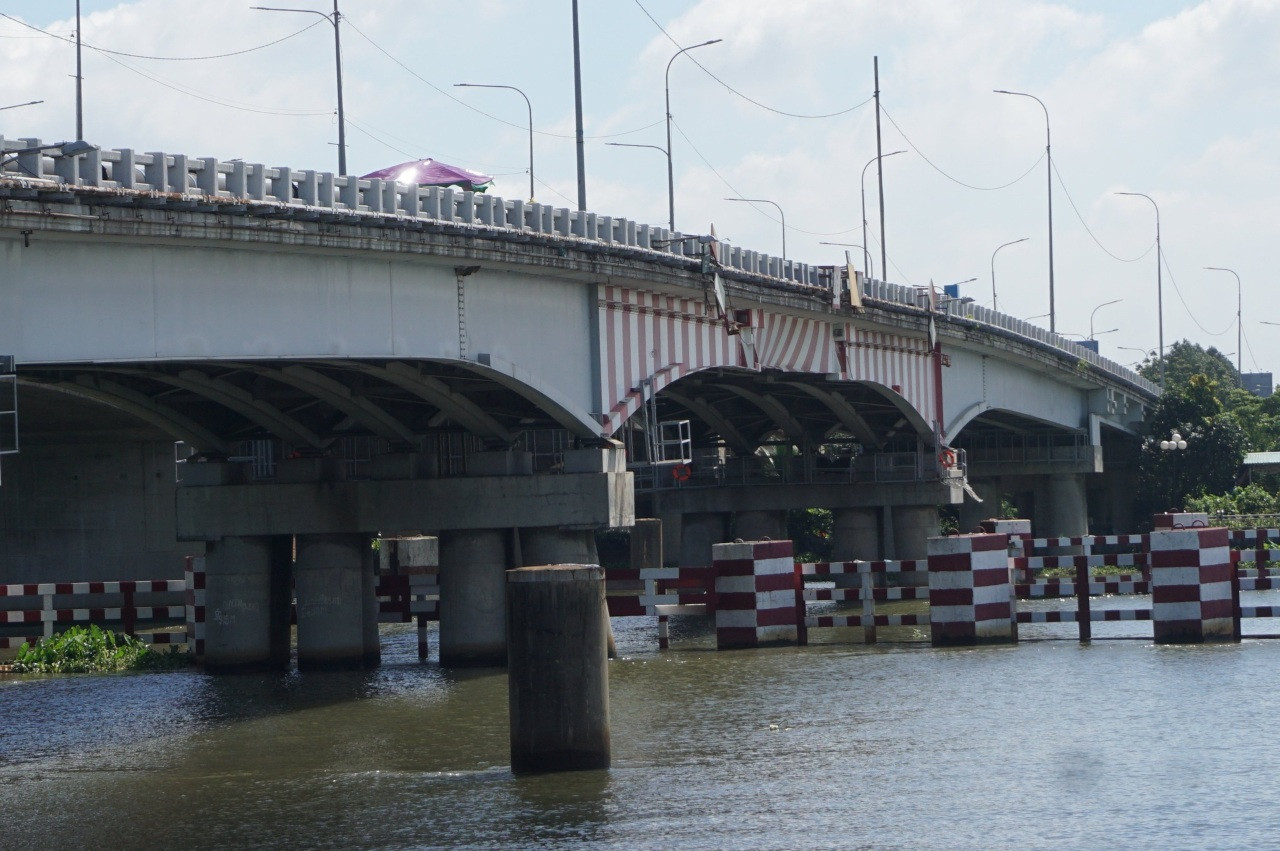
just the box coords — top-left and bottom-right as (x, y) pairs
(1, 0), (1276, 380)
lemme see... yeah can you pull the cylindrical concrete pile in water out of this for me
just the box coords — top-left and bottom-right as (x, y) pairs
(507, 564), (610, 774)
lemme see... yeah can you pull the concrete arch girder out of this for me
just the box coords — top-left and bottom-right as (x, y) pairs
(26, 375), (231, 455)
(784, 381), (883, 450)
(662, 389), (753, 455)
(165, 369), (326, 450)
(717, 384), (808, 446)
(853, 380), (935, 446)
(264, 363), (417, 448)
(348, 361), (516, 445)
(460, 356), (604, 442)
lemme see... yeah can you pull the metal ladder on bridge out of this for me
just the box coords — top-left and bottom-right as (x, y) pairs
(0, 354), (17, 487)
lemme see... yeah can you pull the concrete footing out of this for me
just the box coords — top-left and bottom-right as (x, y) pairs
(295, 534), (375, 671)
(507, 565), (611, 774)
(202, 535), (291, 673)
(439, 529), (510, 667)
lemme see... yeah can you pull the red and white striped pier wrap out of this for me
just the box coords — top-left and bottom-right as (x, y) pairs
(712, 539), (799, 649)
(1149, 526), (1235, 644)
(927, 532), (1015, 646)
(185, 556), (206, 662)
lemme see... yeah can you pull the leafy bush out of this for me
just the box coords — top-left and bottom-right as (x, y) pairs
(11, 625), (190, 674)
(1185, 484), (1279, 517)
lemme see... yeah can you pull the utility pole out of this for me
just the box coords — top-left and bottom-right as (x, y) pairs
(874, 57), (887, 281)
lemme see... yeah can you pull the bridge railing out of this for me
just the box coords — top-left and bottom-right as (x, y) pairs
(1, 136), (1156, 396)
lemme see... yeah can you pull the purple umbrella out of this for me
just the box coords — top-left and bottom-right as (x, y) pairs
(360, 158), (493, 192)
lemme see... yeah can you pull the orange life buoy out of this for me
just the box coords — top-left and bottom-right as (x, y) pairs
(672, 463), (692, 481)
(938, 448), (957, 469)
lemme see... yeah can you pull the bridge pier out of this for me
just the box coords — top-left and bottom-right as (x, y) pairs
(733, 509), (787, 542)
(957, 481), (1003, 534)
(1040, 473), (1089, 539)
(439, 529), (512, 668)
(831, 507), (881, 561)
(203, 535), (291, 673)
(679, 512), (731, 567)
(520, 526), (616, 658)
(892, 505), (940, 561)
(295, 534), (378, 671)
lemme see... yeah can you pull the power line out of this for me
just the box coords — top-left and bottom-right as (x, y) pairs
(341, 17), (665, 142)
(1161, 249), (1233, 338)
(1050, 158), (1155, 263)
(0, 12), (323, 60)
(632, 0), (872, 119)
(880, 104), (1043, 191)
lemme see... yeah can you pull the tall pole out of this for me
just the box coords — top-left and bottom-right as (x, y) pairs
(331, 1), (346, 175)
(1116, 191), (1163, 386)
(1089, 299), (1122, 340)
(862, 150), (903, 282)
(1206, 266), (1242, 379)
(455, 84), (534, 200)
(725, 197), (786, 259)
(874, 57), (888, 281)
(75, 0), (83, 140)
(571, 0), (586, 211)
(995, 90), (1054, 332)
(665, 39), (721, 232)
(252, 3), (347, 175)
(990, 237), (1029, 313)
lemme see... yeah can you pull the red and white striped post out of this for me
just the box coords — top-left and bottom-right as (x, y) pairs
(1149, 520), (1236, 644)
(185, 556), (206, 664)
(712, 539), (799, 650)
(927, 532), (1016, 646)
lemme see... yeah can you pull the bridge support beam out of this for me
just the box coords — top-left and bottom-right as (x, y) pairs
(892, 505), (940, 561)
(439, 529), (511, 667)
(202, 535), (291, 673)
(295, 533), (378, 671)
(733, 510), (787, 542)
(831, 507), (880, 561)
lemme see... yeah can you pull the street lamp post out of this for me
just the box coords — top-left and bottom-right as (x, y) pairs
(1090, 299), (1122, 340)
(606, 142), (668, 223)
(725, 197), (786, 259)
(665, 38), (722, 232)
(990, 237), (1029, 313)
(455, 83), (534, 201)
(819, 242), (870, 279)
(1205, 266), (1242, 378)
(1115, 191), (1163, 386)
(861, 150), (904, 281)
(995, 89), (1054, 333)
(252, 2), (347, 175)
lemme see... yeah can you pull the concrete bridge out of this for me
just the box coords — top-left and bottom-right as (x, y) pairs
(0, 136), (1157, 669)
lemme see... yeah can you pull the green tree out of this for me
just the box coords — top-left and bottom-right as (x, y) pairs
(1139, 340), (1240, 397)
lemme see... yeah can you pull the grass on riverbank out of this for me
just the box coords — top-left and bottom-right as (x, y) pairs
(9, 625), (191, 674)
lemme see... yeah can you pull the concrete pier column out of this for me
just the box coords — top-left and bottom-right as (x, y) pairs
(507, 565), (611, 774)
(831, 508), (881, 561)
(679, 512), (730, 567)
(927, 532), (1016, 646)
(361, 538), (381, 668)
(733, 510), (787, 542)
(892, 505), (940, 561)
(521, 526), (616, 658)
(439, 529), (510, 667)
(1044, 473), (1089, 539)
(202, 535), (291, 673)
(957, 481), (1003, 535)
(295, 534), (373, 671)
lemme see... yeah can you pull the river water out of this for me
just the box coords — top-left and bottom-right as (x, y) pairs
(3, 611), (1280, 850)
